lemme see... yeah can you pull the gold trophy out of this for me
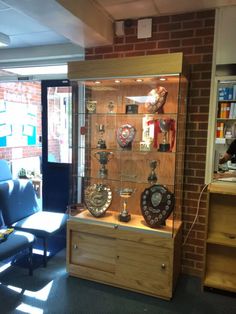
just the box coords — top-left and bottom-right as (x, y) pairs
(117, 188), (135, 222)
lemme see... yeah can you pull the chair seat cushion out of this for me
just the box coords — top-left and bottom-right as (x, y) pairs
(0, 230), (35, 261)
(12, 211), (68, 237)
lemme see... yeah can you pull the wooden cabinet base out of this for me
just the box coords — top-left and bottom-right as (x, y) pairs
(66, 211), (182, 300)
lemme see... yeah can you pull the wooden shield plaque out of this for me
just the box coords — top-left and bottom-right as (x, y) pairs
(85, 184), (112, 217)
(140, 184), (175, 227)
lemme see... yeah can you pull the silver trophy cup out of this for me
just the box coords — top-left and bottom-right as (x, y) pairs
(94, 151), (114, 178)
(158, 119), (171, 152)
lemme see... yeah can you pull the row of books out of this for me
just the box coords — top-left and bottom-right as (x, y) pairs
(218, 102), (236, 119)
(216, 121), (236, 139)
(218, 85), (236, 101)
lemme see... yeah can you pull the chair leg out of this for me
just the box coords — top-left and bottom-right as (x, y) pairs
(43, 237), (48, 267)
(28, 246), (33, 276)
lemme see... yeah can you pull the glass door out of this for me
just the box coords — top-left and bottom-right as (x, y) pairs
(41, 80), (72, 213)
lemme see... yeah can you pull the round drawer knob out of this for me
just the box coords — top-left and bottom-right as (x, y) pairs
(161, 263), (166, 269)
(73, 244), (78, 249)
(114, 224), (118, 229)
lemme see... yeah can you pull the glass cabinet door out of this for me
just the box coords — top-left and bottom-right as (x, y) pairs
(70, 72), (188, 238)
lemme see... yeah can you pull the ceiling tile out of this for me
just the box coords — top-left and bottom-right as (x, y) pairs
(9, 31), (69, 48)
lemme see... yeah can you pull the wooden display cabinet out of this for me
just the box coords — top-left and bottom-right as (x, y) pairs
(203, 181), (236, 293)
(67, 53), (188, 299)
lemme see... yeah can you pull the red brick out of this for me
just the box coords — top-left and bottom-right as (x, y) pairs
(196, 28), (214, 36)
(126, 36), (144, 43)
(104, 53), (122, 59)
(125, 51), (145, 57)
(114, 37), (124, 44)
(94, 46), (113, 54)
(197, 10), (215, 18)
(202, 54), (212, 63)
(146, 49), (169, 55)
(158, 39), (180, 48)
(135, 42), (156, 50)
(153, 16), (170, 24)
(114, 44), (134, 52)
(170, 47), (193, 54)
(172, 12), (196, 21)
(124, 27), (136, 36)
(159, 22), (181, 31)
(151, 32), (169, 40)
(195, 45), (213, 54)
(171, 30), (194, 39)
(183, 20), (203, 29)
(205, 19), (215, 27)
(85, 47), (94, 54)
(182, 38), (203, 46)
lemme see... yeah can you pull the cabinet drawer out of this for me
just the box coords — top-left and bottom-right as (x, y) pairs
(116, 239), (172, 298)
(70, 231), (116, 274)
(68, 219), (116, 238)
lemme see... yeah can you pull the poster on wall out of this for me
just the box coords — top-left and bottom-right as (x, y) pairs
(0, 100), (37, 147)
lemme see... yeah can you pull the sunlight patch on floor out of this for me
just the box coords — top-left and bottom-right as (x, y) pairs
(16, 303), (43, 314)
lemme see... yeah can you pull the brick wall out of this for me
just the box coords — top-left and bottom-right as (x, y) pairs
(85, 10), (215, 276)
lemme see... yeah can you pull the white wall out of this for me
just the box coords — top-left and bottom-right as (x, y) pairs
(215, 6), (236, 65)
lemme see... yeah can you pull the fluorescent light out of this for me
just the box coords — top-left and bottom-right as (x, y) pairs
(3, 65), (67, 76)
(0, 32), (10, 47)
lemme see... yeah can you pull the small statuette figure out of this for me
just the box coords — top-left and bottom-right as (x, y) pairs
(96, 124), (106, 149)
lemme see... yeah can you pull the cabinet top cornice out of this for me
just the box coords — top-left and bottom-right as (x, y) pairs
(68, 52), (188, 80)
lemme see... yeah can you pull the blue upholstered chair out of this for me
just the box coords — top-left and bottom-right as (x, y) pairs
(0, 159), (68, 267)
(0, 212), (35, 275)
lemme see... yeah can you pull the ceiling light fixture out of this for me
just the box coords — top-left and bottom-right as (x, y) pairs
(135, 79), (143, 82)
(0, 32), (10, 47)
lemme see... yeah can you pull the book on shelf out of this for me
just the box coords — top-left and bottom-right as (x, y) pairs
(219, 102), (230, 118)
(218, 86), (234, 101)
(216, 122), (224, 138)
(233, 85), (236, 100)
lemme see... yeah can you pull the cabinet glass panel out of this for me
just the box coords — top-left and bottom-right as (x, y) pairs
(70, 67), (187, 238)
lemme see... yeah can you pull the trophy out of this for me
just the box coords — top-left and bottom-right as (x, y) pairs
(117, 188), (135, 222)
(116, 124), (136, 150)
(85, 184), (112, 217)
(147, 160), (159, 184)
(86, 100), (97, 113)
(94, 151), (114, 178)
(140, 115), (154, 151)
(145, 86), (168, 114)
(108, 100), (115, 113)
(158, 119), (171, 152)
(96, 124), (106, 149)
